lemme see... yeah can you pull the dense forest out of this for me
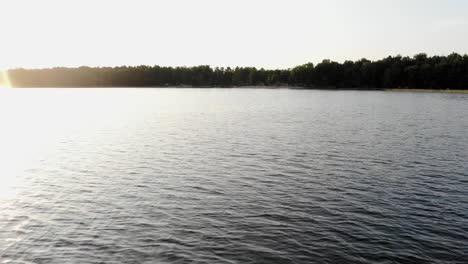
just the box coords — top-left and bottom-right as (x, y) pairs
(6, 53), (468, 89)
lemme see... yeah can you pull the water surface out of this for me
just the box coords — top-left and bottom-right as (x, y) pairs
(0, 88), (467, 263)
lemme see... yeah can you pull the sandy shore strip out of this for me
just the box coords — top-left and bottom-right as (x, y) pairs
(385, 89), (468, 94)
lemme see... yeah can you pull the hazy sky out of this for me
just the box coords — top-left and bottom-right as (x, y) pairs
(1, 0), (467, 69)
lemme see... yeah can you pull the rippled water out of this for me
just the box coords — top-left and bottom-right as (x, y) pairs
(0, 88), (467, 263)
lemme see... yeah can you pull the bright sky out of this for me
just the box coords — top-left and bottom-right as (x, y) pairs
(1, 0), (467, 70)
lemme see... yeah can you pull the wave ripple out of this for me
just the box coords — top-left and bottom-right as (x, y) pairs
(1, 89), (467, 263)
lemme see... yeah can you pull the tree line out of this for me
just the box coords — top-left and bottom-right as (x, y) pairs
(7, 53), (468, 89)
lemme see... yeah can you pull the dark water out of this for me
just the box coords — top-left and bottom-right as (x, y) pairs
(0, 89), (467, 263)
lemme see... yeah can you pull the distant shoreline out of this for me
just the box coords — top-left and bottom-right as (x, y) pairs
(11, 86), (468, 93)
(11, 86), (382, 90)
(4, 53), (468, 90)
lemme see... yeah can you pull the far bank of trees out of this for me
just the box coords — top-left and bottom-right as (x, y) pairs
(7, 53), (468, 89)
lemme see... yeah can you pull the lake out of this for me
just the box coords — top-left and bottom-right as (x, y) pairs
(0, 88), (467, 263)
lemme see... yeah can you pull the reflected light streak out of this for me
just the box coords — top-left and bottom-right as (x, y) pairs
(0, 71), (12, 88)
(0, 88), (149, 200)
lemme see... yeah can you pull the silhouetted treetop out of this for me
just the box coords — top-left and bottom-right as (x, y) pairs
(7, 53), (468, 89)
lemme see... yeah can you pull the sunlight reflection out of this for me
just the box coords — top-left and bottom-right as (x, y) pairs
(0, 88), (148, 200)
(0, 70), (12, 88)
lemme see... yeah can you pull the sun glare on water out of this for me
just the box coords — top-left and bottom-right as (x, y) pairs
(0, 71), (12, 88)
(0, 87), (149, 200)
